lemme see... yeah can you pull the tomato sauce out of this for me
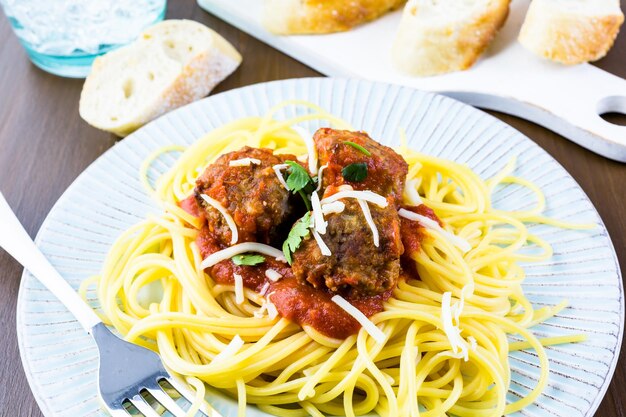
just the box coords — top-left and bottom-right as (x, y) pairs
(180, 195), (437, 340)
(179, 195), (203, 219)
(194, 223), (390, 339)
(399, 204), (441, 255)
(269, 277), (392, 339)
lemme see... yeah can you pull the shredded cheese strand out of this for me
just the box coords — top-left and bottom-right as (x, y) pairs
(321, 201), (345, 215)
(292, 126), (317, 174)
(357, 199), (379, 247)
(315, 164), (328, 192)
(229, 158), (261, 167)
(199, 194), (238, 245)
(213, 334), (244, 362)
(398, 208), (471, 253)
(272, 164), (289, 190)
(265, 269), (282, 282)
(321, 190), (388, 208)
(331, 295), (386, 344)
(259, 282), (270, 296)
(403, 179), (423, 205)
(312, 229), (332, 256)
(266, 293), (279, 319)
(441, 292), (469, 361)
(201, 243), (286, 269)
(234, 273), (244, 305)
(311, 192), (327, 235)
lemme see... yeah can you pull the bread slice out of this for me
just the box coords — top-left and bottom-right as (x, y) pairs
(80, 20), (242, 136)
(391, 0), (510, 76)
(263, 0), (406, 34)
(518, 0), (624, 65)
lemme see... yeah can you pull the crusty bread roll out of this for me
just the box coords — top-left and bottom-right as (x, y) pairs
(391, 0), (510, 76)
(263, 0), (406, 34)
(80, 20), (242, 137)
(518, 0), (624, 65)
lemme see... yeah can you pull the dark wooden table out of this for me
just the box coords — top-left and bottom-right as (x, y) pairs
(1, 1), (625, 416)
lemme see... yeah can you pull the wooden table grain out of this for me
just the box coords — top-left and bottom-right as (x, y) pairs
(0, 1), (624, 416)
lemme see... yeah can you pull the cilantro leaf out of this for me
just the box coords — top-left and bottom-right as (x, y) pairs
(282, 212), (313, 264)
(343, 141), (371, 156)
(285, 161), (313, 192)
(285, 160), (314, 210)
(231, 254), (266, 266)
(342, 163), (368, 182)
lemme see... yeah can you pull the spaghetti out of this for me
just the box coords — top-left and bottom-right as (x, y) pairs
(82, 101), (591, 417)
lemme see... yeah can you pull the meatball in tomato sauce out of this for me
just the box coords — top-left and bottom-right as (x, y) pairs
(292, 129), (408, 297)
(314, 128), (408, 202)
(194, 147), (301, 246)
(292, 199), (403, 297)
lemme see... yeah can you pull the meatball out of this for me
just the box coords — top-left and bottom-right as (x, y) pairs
(314, 128), (408, 202)
(292, 199), (403, 297)
(291, 129), (409, 296)
(194, 146), (300, 246)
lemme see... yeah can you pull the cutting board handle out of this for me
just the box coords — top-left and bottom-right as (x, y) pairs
(439, 62), (626, 162)
(446, 93), (626, 162)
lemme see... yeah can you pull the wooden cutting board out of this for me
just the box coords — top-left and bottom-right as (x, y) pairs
(198, 0), (626, 162)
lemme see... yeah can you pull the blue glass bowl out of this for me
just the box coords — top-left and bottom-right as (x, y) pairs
(2, 1), (167, 78)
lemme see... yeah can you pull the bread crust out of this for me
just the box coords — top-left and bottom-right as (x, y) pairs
(263, 0), (406, 34)
(391, 0), (510, 77)
(79, 20), (242, 137)
(518, 1), (624, 65)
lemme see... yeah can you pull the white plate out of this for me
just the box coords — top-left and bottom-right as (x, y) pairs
(17, 78), (623, 417)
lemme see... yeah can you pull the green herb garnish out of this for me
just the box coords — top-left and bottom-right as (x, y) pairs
(282, 212), (313, 264)
(285, 161), (313, 192)
(232, 254), (266, 266)
(343, 141), (371, 156)
(285, 160), (315, 210)
(342, 163), (368, 182)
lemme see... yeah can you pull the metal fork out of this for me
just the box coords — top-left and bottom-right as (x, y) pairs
(0, 192), (217, 417)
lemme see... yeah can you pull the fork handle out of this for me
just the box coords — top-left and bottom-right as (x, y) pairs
(0, 192), (102, 332)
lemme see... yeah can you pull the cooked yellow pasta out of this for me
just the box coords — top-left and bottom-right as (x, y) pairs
(82, 101), (589, 417)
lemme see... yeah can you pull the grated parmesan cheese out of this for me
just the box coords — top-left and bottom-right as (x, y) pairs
(265, 269), (282, 282)
(259, 282), (270, 296)
(253, 302), (268, 318)
(272, 164), (289, 190)
(468, 336), (477, 352)
(321, 201), (345, 215)
(331, 295), (386, 344)
(311, 192), (327, 235)
(398, 209), (471, 253)
(234, 273), (244, 304)
(266, 293), (279, 319)
(201, 242), (286, 269)
(441, 292), (469, 361)
(213, 334), (244, 362)
(229, 158), (261, 167)
(199, 194), (239, 245)
(403, 179), (423, 205)
(357, 199), (379, 247)
(321, 190), (388, 208)
(453, 284), (474, 325)
(315, 164), (328, 192)
(312, 229), (332, 256)
(292, 126), (317, 174)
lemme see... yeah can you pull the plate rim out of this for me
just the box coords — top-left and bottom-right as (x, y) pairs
(16, 77), (625, 417)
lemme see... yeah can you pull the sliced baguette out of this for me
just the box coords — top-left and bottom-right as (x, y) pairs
(392, 0), (510, 76)
(80, 20), (242, 136)
(518, 0), (624, 65)
(263, 0), (406, 34)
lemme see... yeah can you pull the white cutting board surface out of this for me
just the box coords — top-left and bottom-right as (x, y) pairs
(198, 0), (626, 162)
